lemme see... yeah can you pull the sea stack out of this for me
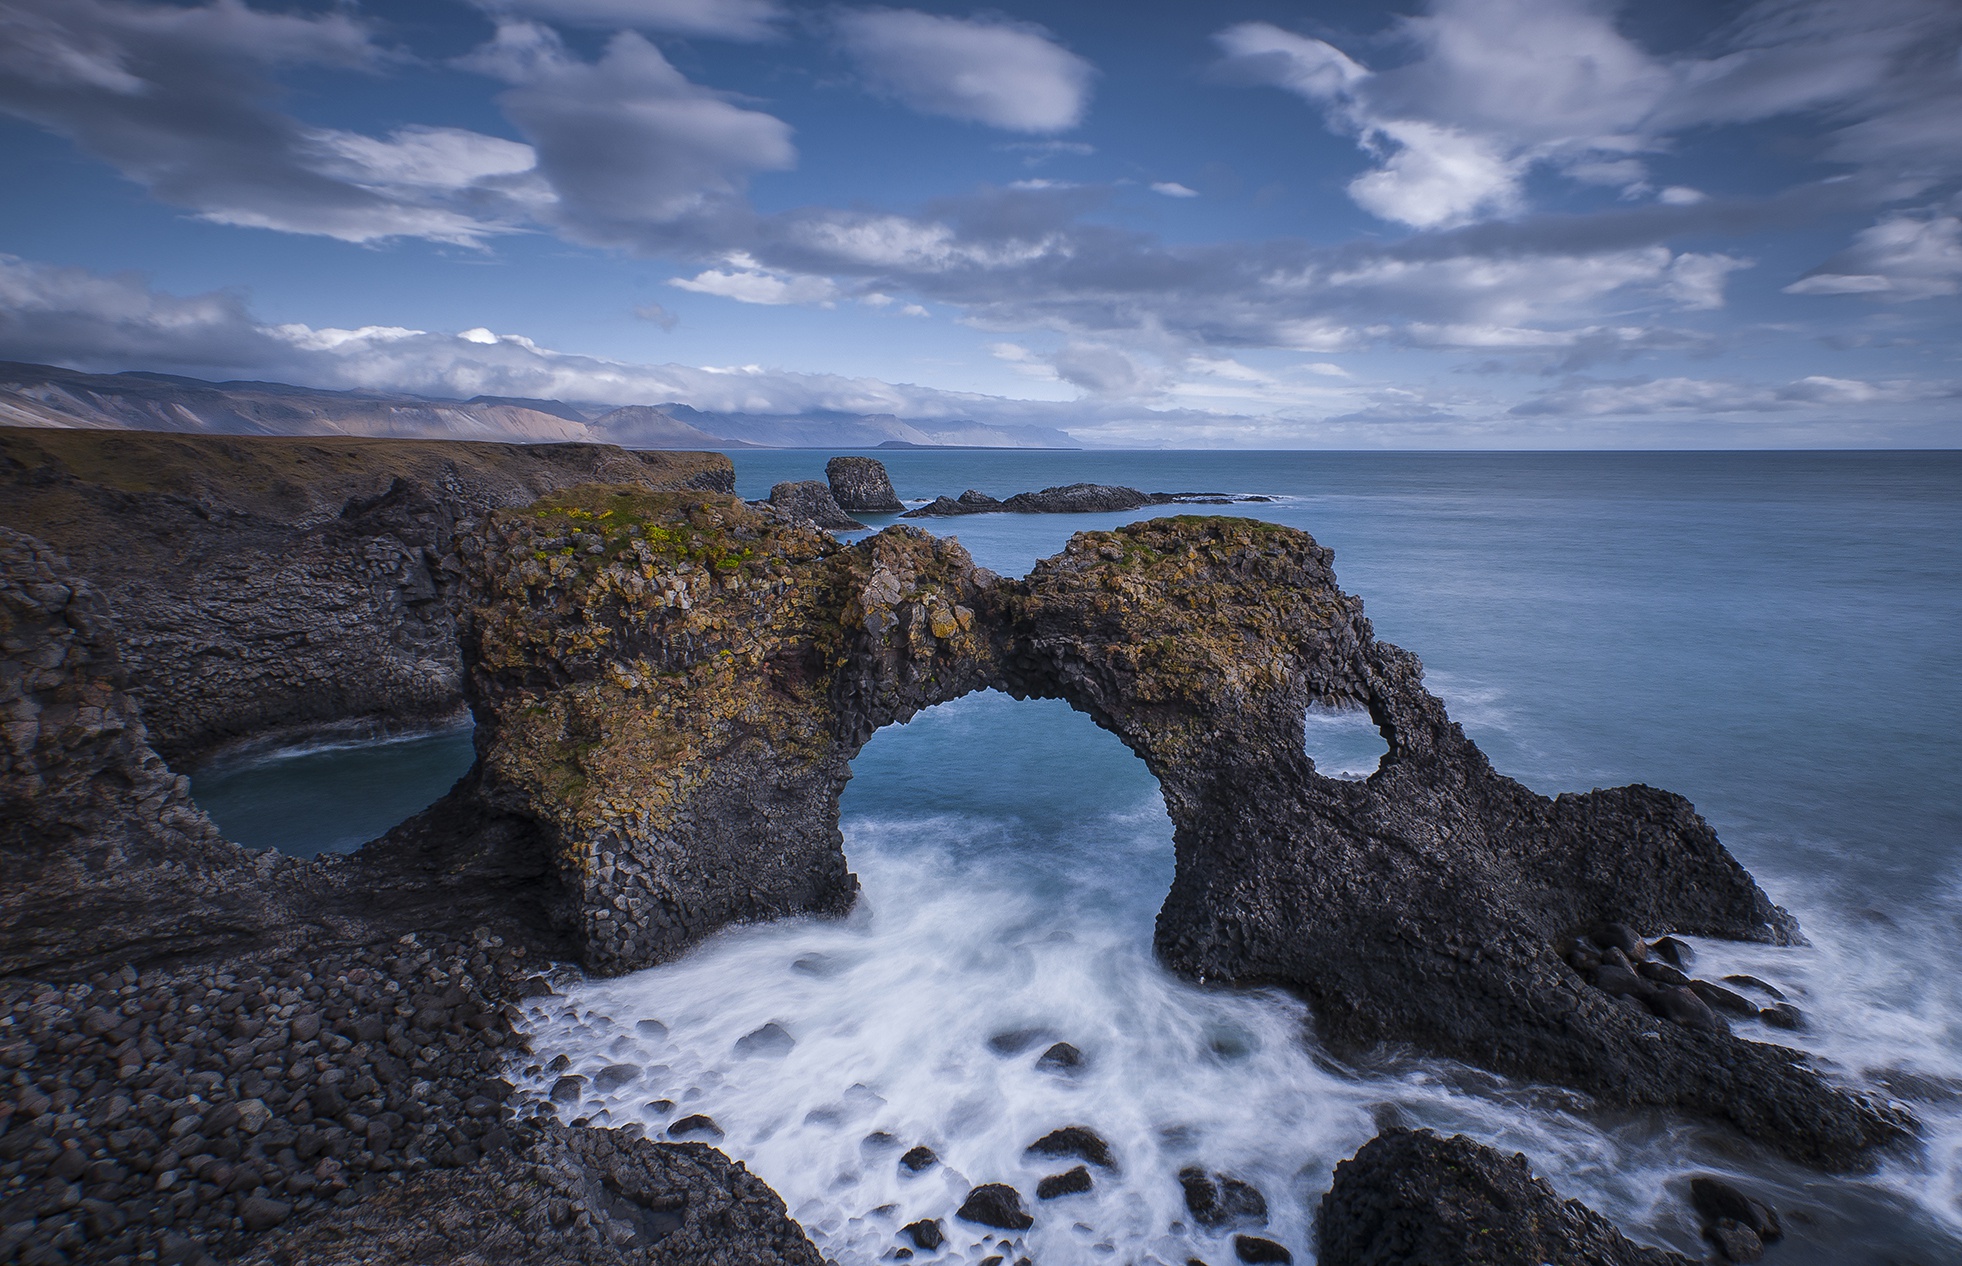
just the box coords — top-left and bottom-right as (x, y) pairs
(826, 456), (904, 513)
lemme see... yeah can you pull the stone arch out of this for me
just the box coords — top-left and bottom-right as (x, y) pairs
(406, 487), (1901, 1168)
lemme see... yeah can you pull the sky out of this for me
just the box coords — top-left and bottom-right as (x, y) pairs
(0, 0), (1958, 448)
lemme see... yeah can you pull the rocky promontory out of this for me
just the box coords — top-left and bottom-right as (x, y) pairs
(903, 481), (1262, 517)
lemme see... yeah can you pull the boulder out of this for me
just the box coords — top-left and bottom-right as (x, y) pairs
(957, 1183), (1033, 1230)
(1317, 1129), (1695, 1266)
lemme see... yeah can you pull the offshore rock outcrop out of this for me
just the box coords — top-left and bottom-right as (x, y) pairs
(1318, 1129), (1695, 1266)
(0, 427), (732, 762)
(825, 455), (903, 513)
(438, 487), (1904, 1167)
(762, 479), (867, 531)
(902, 481), (1255, 517)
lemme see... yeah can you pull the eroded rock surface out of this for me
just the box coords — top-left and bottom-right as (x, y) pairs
(1318, 1129), (1695, 1266)
(0, 428), (732, 762)
(0, 528), (282, 977)
(825, 455), (903, 513)
(436, 489), (1904, 1165)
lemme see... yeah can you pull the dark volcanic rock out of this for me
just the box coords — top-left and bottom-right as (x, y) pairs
(1037, 1166), (1092, 1199)
(957, 1183), (1034, 1230)
(1233, 1235), (1291, 1264)
(1036, 1041), (1082, 1072)
(0, 427), (732, 762)
(0, 529), (284, 976)
(903, 1218), (945, 1249)
(237, 1122), (822, 1266)
(1180, 1168), (1267, 1229)
(900, 1145), (939, 1172)
(765, 479), (867, 531)
(1318, 1129), (1695, 1266)
(1689, 1176), (1783, 1243)
(1027, 1126), (1115, 1170)
(434, 497), (1904, 1166)
(826, 456), (904, 513)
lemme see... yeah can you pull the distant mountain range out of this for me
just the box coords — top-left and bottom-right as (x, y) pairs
(0, 362), (1081, 450)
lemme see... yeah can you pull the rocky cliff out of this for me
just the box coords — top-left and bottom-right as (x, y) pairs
(0, 427), (732, 762)
(428, 489), (1905, 1168)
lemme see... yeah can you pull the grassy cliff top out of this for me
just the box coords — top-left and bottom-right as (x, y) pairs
(0, 426), (733, 544)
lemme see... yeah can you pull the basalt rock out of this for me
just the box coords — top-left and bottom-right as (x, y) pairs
(825, 456), (904, 514)
(430, 488), (1904, 1166)
(1318, 1129), (1695, 1266)
(0, 427), (731, 762)
(0, 528), (285, 977)
(762, 480), (867, 531)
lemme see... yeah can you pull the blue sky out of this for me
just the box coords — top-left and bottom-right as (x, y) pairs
(0, 0), (1957, 447)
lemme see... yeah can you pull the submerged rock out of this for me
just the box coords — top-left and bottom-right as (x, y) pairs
(1036, 1041), (1083, 1072)
(826, 456), (904, 514)
(1317, 1129), (1695, 1266)
(1179, 1168), (1268, 1229)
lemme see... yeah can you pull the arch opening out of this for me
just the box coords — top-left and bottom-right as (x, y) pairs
(1303, 700), (1390, 780)
(509, 691), (1372, 1265)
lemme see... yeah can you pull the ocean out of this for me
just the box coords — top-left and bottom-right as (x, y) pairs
(191, 450), (1962, 1263)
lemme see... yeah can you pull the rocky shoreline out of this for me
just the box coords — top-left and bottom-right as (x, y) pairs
(0, 435), (1925, 1262)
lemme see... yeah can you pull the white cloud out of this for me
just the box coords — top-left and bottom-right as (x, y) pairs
(1216, 0), (1962, 230)
(1346, 118), (1523, 228)
(474, 0), (786, 41)
(835, 9), (1093, 133)
(464, 22), (794, 246)
(1786, 214), (1962, 300)
(1512, 373), (1942, 417)
(0, 0), (540, 244)
(668, 256), (839, 305)
(1150, 182), (1199, 198)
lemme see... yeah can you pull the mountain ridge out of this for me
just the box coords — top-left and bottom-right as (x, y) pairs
(0, 360), (1080, 450)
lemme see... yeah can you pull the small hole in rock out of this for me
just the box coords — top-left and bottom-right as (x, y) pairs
(1303, 703), (1387, 780)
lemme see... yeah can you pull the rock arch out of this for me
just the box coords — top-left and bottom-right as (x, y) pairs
(413, 485), (1904, 1168)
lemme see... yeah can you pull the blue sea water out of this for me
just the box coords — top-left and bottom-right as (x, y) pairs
(193, 451), (1962, 1262)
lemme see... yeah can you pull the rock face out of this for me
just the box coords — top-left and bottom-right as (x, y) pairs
(0, 427), (732, 762)
(1318, 1129), (1696, 1266)
(437, 491), (1903, 1166)
(764, 479), (867, 530)
(0, 528), (283, 977)
(825, 455), (904, 513)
